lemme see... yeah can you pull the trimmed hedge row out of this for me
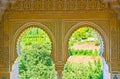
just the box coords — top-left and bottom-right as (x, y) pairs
(69, 49), (99, 56)
(63, 60), (103, 79)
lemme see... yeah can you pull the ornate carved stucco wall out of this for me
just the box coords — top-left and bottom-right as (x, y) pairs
(0, 0), (120, 79)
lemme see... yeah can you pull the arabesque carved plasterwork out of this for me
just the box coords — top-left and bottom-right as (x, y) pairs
(0, 21), (9, 68)
(41, 22), (56, 36)
(118, 26), (120, 60)
(9, 0), (109, 12)
(110, 26), (118, 60)
(63, 21), (78, 36)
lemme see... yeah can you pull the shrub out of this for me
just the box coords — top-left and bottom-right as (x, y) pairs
(63, 61), (103, 79)
(19, 28), (56, 79)
(95, 40), (100, 46)
(69, 49), (99, 56)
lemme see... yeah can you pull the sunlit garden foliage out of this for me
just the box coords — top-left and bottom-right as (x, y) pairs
(69, 27), (100, 48)
(63, 61), (103, 79)
(19, 27), (56, 79)
(63, 27), (103, 79)
(18, 27), (103, 79)
(69, 49), (99, 56)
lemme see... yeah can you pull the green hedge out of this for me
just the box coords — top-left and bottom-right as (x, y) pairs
(69, 49), (99, 56)
(63, 60), (103, 79)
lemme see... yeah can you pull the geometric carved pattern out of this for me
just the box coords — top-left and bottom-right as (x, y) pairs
(0, 21), (9, 69)
(41, 22), (56, 36)
(0, 22), (4, 68)
(119, 26), (120, 60)
(0, 22), (3, 51)
(3, 33), (9, 68)
(3, 47), (9, 68)
(0, 19), (9, 69)
(110, 26), (118, 60)
(9, 0), (109, 12)
(63, 21), (78, 36)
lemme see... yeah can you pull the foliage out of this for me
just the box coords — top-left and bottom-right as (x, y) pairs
(65, 27), (103, 79)
(18, 27), (103, 79)
(63, 60), (103, 79)
(72, 27), (89, 40)
(68, 27), (100, 57)
(94, 40), (100, 45)
(19, 27), (56, 79)
(69, 27), (100, 47)
(20, 28), (50, 46)
(69, 49), (99, 56)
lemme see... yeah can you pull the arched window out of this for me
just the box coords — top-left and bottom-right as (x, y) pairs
(10, 27), (56, 79)
(63, 26), (110, 79)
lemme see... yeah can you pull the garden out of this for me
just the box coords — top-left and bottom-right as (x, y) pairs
(18, 26), (103, 79)
(18, 28), (56, 79)
(63, 27), (103, 79)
